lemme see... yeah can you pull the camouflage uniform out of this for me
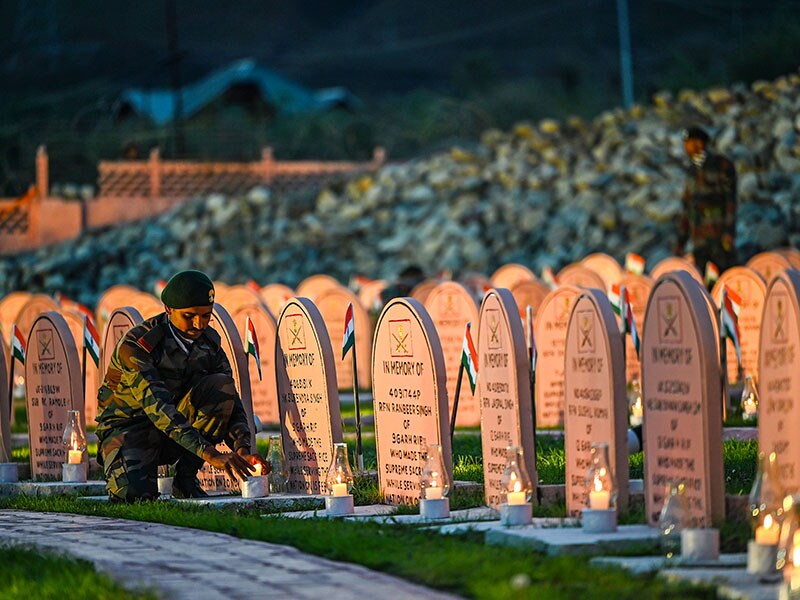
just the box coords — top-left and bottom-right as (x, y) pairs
(676, 152), (737, 272)
(96, 313), (251, 502)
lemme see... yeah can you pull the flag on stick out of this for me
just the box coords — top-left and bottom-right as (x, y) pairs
(721, 286), (742, 368)
(608, 283), (621, 316)
(625, 252), (646, 275)
(342, 303), (355, 360)
(705, 262), (720, 289)
(245, 316), (262, 381)
(620, 287), (641, 359)
(525, 305), (537, 374)
(83, 316), (101, 368)
(11, 324), (25, 365)
(460, 322), (478, 394)
(542, 266), (559, 289)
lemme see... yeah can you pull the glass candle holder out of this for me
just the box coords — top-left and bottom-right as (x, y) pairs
(750, 451), (784, 545)
(326, 442), (354, 497)
(62, 409), (87, 465)
(628, 378), (643, 427)
(740, 374), (759, 423)
(500, 446), (532, 506)
(659, 481), (688, 559)
(420, 444), (450, 500)
(585, 442), (617, 510)
(266, 434), (288, 493)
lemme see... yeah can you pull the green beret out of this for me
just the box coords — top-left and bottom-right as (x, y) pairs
(161, 270), (216, 308)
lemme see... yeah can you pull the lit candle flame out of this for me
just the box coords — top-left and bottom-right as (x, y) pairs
(594, 477), (603, 492)
(764, 514), (773, 529)
(513, 480), (522, 493)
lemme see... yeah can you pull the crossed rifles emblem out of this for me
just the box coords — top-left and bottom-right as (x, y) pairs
(38, 329), (55, 360)
(488, 313), (501, 348)
(662, 302), (679, 339)
(579, 315), (593, 349)
(775, 299), (786, 341)
(288, 317), (305, 349)
(392, 323), (410, 355)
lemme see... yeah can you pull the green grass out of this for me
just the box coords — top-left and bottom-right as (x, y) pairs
(0, 544), (158, 600)
(0, 496), (719, 600)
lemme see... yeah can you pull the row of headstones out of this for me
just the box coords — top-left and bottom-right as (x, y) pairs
(6, 265), (800, 528)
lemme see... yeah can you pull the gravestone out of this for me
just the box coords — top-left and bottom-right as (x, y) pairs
(96, 285), (141, 335)
(758, 270), (800, 492)
(581, 253), (624, 290)
(746, 251), (792, 284)
(556, 264), (608, 292)
(229, 302), (280, 426)
(296, 274), (341, 301)
(198, 303), (257, 492)
(358, 279), (388, 314)
(276, 298), (343, 494)
(490, 263), (537, 289)
(24, 312), (85, 480)
(649, 257), (704, 285)
(424, 282), (481, 428)
(410, 279), (439, 304)
(478, 288), (536, 508)
(0, 291), (31, 346)
(59, 310), (101, 428)
(15, 295), (60, 341)
(777, 248), (800, 271)
(534, 285), (583, 427)
(564, 290), (628, 515)
(315, 286), (372, 390)
(101, 307), (144, 376)
(642, 271), (724, 527)
(618, 274), (654, 385)
(508, 279), (550, 323)
(259, 283), (294, 320)
(710, 267), (767, 384)
(216, 285), (266, 315)
(372, 298), (452, 506)
(0, 340), (9, 462)
(128, 293), (162, 320)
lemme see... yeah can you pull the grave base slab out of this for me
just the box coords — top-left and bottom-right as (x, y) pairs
(78, 492), (324, 510)
(0, 480), (106, 498)
(486, 523), (660, 556)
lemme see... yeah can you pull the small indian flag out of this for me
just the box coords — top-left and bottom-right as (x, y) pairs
(83, 315), (101, 367)
(245, 316), (262, 381)
(460, 322), (478, 394)
(621, 287), (641, 359)
(154, 279), (167, 297)
(625, 252), (646, 275)
(11, 324), (26, 365)
(705, 262), (720, 289)
(721, 285), (742, 368)
(342, 303), (355, 360)
(246, 279), (262, 294)
(542, 266), (558, 289)
(608, 283), (621, 316)
(525, 306), (537, 373)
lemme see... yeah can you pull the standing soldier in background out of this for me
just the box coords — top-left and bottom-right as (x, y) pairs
(96, 270), (266, 502)
(675, 125), (738, 275)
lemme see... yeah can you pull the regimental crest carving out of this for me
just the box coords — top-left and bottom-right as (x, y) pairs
(486, 308), (502, 350)
(557, 294), (573, 322)
(37, 328), (55, 361)
(657, 296), (683, 344)
(771, 293), (788, 345)
(286, 313), (307, 350)
(439, 293), (459, 318)
(389, 319), (413, 357)
(576, 309), (595, 354)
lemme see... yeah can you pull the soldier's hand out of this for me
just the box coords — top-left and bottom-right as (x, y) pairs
(202, 446), (255, 480)
(236, 449), (271, 475)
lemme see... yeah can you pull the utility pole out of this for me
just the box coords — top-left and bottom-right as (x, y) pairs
(616, 0), (634, 108)
(165, 0), (186, 156)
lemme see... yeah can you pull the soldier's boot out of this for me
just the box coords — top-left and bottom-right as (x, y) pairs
(173, 452), (208, 499)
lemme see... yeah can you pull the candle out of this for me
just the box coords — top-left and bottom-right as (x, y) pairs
(630, 400), (643, 426)
(589, 490), (610, 510)
(743, 399), (757, 419)
(68, 450), (82, 465)
(251, 463), (262, 477)
(426, 486), (443, 500)
(331, 482), (348, 497)
(755, 515), (780, 545)
(507, 491), (527, 505)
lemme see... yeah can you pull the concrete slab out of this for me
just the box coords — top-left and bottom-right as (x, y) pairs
(591, 553), (747, 576)
(660, 566), (780, 600)
(486, 524), (660, 556)
(348, 506), (499, 525)
(0, 480), (106, 498)
(279, 503), (399, 520)
(78, 493), (325, 511)
(436, 517), (578, 536)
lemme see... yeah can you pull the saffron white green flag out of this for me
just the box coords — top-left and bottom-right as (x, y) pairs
(620, 287), (641, 359)
(608, 283), (621, 316)
(625, 252), (645, 275)
(721, 285), (742, 369)
(83, 316), (101, 368)
(460, 322), (478, 394)
(342, 303), (355, 360)
(11, 324), (26, 365)
(245, 316), (262, 381)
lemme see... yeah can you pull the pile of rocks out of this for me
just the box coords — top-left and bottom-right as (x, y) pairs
(2, 71), (800, 306)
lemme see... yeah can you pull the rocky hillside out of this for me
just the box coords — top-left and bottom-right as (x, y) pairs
(2, 72), (799, 307)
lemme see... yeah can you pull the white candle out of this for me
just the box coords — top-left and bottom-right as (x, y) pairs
(755, 524), (780, 545)
(426, 486), (443, 500)
(630, 400), (643, 426)
(507, 491), (527, 505)
(743, 400), (757, 419)
(251, 463), (262, 477)
(68, 450), (82, 465)
(331, 482), (348, 497)
(589, 490), (610, 510)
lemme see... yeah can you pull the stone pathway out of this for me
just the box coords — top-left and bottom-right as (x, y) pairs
(0, 510), (458, 600)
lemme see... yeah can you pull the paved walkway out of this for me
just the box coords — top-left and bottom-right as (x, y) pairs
(0, 510), (458, 600)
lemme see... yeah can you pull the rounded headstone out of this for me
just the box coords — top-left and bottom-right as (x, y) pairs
(534, 285), (583, 427)
(371, 298), (451, 506)
(409, 279), (439, 304)
(746, 252), (792, 284)
(358, 279), (388, 314)
(641, 272), (724, 527)
(618, 274), (654, 385)
(564, 290), (628, 515)
(758, 270), (800, 493)
(0, 291), (31, 346)
(490, 263), (537, 290)
(424, 282), (481, 428)
(556, 264), (608, 292)
(296, 274), (341, 301)
(508, 279), (550, 323)
(59, 310), (101, 428)
(24, 312), (85, 481)
(96, 285), (141, 334)
(15, 294), (60, 341)
(101, 307), (144, 376)
(649, 257), (704, 285)
(215, 285), (267, 316)
(776, 248), (800, 271)
(259, 283), (295, 319)
(276, 298), (343, 495)
(477, 289), (536, 508)
(581, 253), (624, 290)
